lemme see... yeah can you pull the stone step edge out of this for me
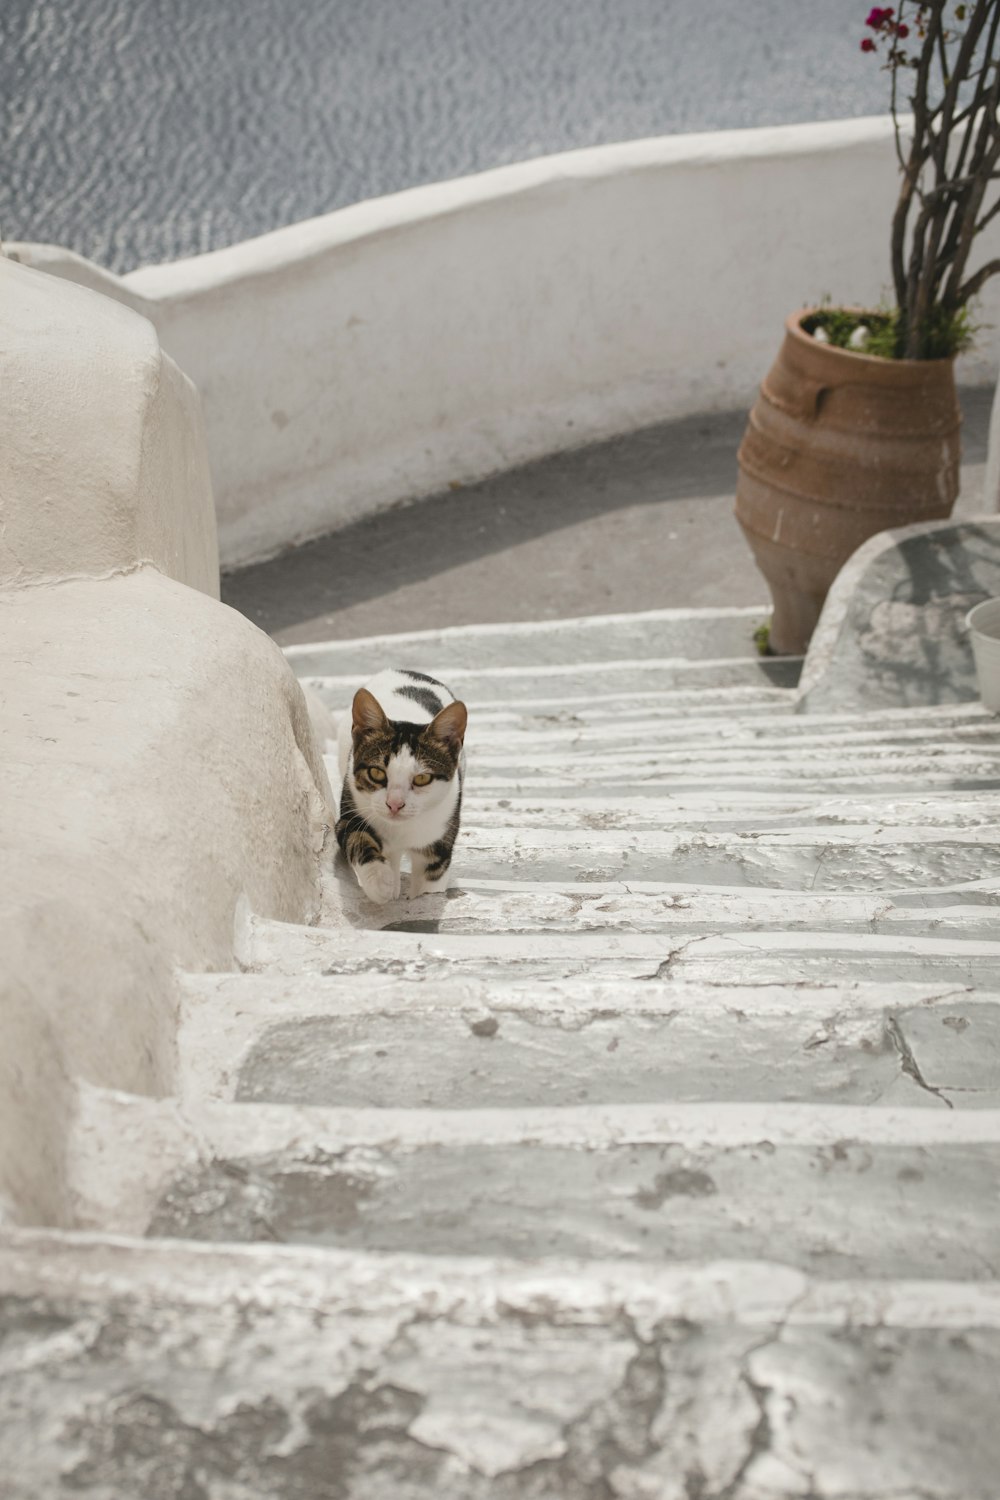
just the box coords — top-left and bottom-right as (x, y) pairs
(344, 707), (999, 740)
(317, 874), (1000, 923)
(68, 1086), (1000, 1239)
(414, 701), (992, 728)
(308, 685), (798, 716)
(282, 604), (771, 657)
(310, 655), (789, 683)
(436, 875), (1000, 897)
(4, 1225), (999, 1333)
(325, 747), (1000, 776)
(246, 917), (1000, 964)
(77, 1086), (1000, 1156)
(179, 971), (988, 1015)
(175, 971), (983, 1105)
(321, 823), (1000, 850)
(452, 791), (1000, 815)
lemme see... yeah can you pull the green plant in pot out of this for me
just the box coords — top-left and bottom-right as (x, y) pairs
(735, 0), (1000, 656)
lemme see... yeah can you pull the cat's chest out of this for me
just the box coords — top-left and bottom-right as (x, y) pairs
(366, 789), (456, 852)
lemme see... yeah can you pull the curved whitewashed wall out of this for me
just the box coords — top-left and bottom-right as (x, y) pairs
(0, 259), (332, 1228)
(15, 116), (1000, 567)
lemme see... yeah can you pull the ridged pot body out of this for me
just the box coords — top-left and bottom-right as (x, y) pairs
(734, 310), (961, 655)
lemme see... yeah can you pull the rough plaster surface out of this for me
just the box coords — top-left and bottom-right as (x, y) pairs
(5, 1233), (1000, 1499)
(0, 570), (332, 1227)
(15, 118), (1000, 567)
(1, 258), (218, 596)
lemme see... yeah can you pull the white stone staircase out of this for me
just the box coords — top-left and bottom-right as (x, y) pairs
(6, 604), (1000, 1497)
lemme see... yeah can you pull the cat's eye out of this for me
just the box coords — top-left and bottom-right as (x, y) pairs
(367, 766), (387, 784)
(412, 773), (432, 787)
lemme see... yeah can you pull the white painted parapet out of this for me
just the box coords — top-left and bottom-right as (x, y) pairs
(16, 117), (1000, 567)
(2, 258), (219, 597)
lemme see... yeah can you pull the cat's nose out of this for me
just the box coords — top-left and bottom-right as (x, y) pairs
(386, 793), (406, 814)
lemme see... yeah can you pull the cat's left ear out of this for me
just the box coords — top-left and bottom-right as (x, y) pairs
(428, 700), (467, 749)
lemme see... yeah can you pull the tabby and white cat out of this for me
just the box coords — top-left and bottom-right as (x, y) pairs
(336, 668), (467, 904)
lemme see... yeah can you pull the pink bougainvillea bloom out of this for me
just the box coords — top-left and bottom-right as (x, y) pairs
(865, 5), (894, 24)
(896, 21), (909, 35)
(861, 35), (877, 48)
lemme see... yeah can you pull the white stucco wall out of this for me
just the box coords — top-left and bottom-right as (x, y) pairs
(0, 259), (333, 1227)
(14, 117), (1000, 566)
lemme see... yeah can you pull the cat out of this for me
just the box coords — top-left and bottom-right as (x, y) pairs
(336, 668), (468, 904)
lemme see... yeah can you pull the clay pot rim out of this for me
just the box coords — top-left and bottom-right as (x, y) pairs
(787, 306), (957, 375)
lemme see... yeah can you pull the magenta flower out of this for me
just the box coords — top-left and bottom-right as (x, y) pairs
(861, 34), (878, 48)
(865, 6), (895, 25)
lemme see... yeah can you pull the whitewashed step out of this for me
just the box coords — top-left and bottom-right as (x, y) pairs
(452, 700), (998, 740)
(462, 734), (1000, 772)
(469, 766), (1000, 798)
(284, 606), (772, 673)
(178, 970), (999, 1111)
(246, 915), (1000, 987)
(317, 869), (1000, 936)
(70, 1090), (1000, 1279)
(304, 655), (801, 708)
(459, 747), (1000, 784)
(457, 790), (1000, 832)
(443, 700), (995, 743)
(465, 687), (801, 719)
(327, 754), (1000, 805)
(318, 823), (1000, 888)
(324, 739), (1000, 789)
(419, 708), (1000, 755)
(5, 1233), (1000, 1499)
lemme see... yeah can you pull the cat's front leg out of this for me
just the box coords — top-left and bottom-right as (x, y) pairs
(336, 800), (395, 905)
(409, 844), (451, 899)
(357, 859), (396, 905)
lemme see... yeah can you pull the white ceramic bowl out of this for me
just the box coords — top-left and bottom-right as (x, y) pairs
(966, 597), (1000, 713)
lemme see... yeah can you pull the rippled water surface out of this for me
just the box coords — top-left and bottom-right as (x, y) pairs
(2, 0), (891, 272)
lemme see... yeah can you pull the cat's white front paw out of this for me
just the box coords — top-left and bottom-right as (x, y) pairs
(357, 860), (396, 905)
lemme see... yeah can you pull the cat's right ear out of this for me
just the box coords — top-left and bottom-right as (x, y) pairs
(352, 688), (388, 735)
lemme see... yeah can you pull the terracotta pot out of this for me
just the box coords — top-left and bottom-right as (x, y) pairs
(734, 309), (961, 655)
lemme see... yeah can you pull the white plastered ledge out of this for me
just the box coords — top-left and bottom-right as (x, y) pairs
(0, 257), (219, 596)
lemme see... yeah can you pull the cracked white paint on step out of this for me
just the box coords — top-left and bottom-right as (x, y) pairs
(177, 970), (994, 1112)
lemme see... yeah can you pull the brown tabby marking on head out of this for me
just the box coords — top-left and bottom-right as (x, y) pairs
(351, 691), (466, 788)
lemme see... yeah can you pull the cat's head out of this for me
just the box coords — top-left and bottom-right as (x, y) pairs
(350, 686), (467, 823)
